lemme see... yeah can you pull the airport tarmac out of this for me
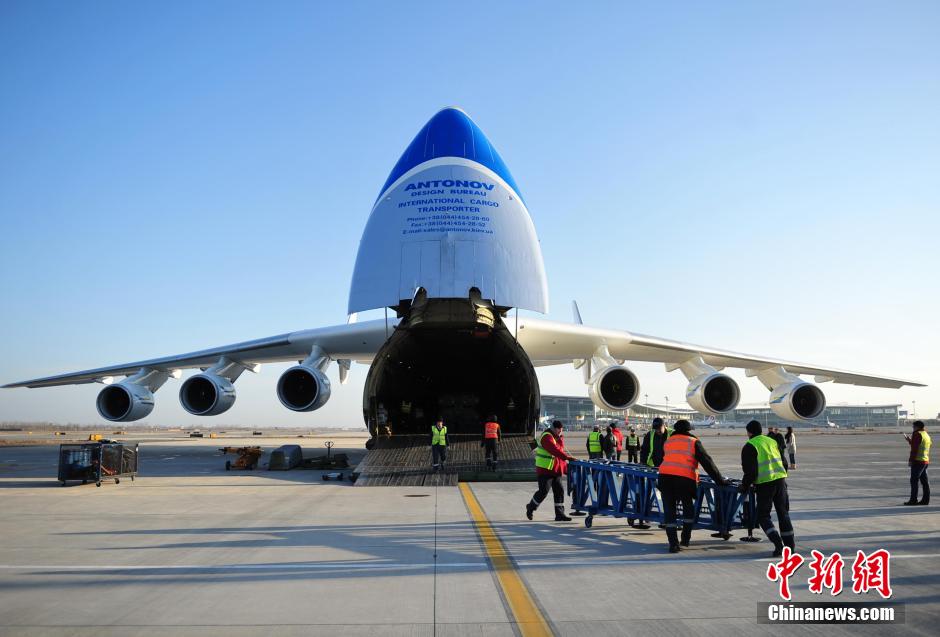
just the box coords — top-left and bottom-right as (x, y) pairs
(0, 430), (937, 636)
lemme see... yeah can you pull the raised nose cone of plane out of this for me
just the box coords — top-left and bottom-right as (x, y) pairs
(349, 106), (549, 315)
(378, 107), (522, 201)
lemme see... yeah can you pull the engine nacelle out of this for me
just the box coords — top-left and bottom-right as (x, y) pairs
(685, 372), (740, 415)
(96, 382), (155, 422)
(769, 381), (826, 421)
(277, 364), (332, 412)
(588, 365), (640, 411)
(179, 373), (236, 416)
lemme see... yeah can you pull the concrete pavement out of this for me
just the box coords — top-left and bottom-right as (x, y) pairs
(0, 431), (937, 635)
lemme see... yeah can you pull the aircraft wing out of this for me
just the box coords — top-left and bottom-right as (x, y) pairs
(517, 317), (924, 388)
(2, 319), (393, 388)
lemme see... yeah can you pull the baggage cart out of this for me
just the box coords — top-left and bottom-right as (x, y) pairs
(57, 442), (139, 487)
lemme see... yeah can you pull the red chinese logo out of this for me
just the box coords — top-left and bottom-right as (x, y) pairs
(851, 549), (893, 599)
(766, 549), (893, 600)
(766, 547), (805, 601)
(808, 550), (844, 596)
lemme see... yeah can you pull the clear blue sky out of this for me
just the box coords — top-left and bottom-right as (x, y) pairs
(1, 1), (937, 426)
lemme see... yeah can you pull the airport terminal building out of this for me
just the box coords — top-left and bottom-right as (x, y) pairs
(541, 394), (901, 429)
(729, 403), (901, 429)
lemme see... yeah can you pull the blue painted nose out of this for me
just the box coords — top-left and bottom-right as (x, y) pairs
(378, 107), (522, 201)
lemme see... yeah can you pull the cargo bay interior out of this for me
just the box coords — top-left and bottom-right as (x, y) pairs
(363, 293), (539, 441)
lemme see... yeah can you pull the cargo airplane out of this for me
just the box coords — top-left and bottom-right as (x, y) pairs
(3, 108), (924, 445)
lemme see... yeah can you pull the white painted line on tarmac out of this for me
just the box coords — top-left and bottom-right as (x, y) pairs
(0, 562), (484, 571)
(2, 553), (937, 573)
(790, 474), (902, 479)
(529, 552), (940, 567)
(790, 467), (904, 472)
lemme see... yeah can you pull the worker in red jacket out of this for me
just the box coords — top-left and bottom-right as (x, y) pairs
(610, 422), (624, 461)
(526, 420), (576, 521)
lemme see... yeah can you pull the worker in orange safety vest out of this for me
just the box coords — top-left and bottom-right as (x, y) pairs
(659, 419), (728, 553)
(482, 414), (501, 470)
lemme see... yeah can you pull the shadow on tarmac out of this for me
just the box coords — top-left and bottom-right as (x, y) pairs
(7, 515), (936, 592)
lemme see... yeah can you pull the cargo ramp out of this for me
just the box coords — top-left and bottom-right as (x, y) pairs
(354, 434), (535, 486)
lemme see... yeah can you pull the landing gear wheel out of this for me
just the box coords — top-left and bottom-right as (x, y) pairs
(585, 515), (594, 528)
(115, 478), (120, 484)
(225, 460), (231, 471)
(96, 482), (101, 487)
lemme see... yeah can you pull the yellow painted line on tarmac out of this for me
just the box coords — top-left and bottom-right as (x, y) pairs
(459, 482), (553, 637)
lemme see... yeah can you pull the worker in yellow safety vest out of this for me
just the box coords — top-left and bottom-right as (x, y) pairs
(430, 419), (447, 472)
(586, 425), (603, 459)
(625, 428), (640, 463)
(740, 420), (793, 557)
(527, 420), (577, 521)
(482, 414), (501, 470)
(903, 420), (931, 506)
(630, 418), (670, 530)
(641, 418), (670, 467)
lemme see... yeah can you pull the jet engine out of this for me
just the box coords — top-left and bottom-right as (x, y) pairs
(96, 382), (155, 422)
(277, 364), (331, 412)
(769, 381), (826, 421)
(179, 373), (236, 416)
(588, 365), (640, 411)
(685, 372), (740, 415)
